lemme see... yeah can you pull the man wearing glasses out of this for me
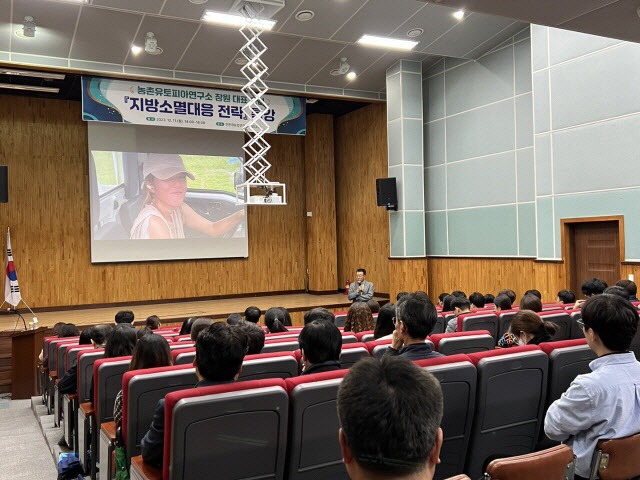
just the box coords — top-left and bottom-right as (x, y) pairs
(544, 294), (640, 480)
(384, 293), (442, 360)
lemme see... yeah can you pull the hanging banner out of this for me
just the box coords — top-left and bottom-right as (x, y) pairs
(81, 76), (306, 135)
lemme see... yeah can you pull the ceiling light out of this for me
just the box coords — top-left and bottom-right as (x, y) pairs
(453, 10), (465, 20)
(330, 57), (351, 76)
(15, 16), (36, 39)
(131, 45), (142, 55)
(201, 10), (276, 30)
(346, 71), (357, 81)
(52, 0), (88, 3)
(357, 34), (418, 50)
(144, 32), (163, 55)
(189, 0), (208, 3)
(407, 28), (423, 38)
(306, 98), (318, 104)
(234, 57), (248, 65)
(0, 69), (65, 80)
(295, 10), (314, 21)
(0, 83), (59, 94)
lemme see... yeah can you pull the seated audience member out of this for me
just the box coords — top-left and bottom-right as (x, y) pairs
(115, 310), (135, 325)
(603, 285), (629, 299)
(616, 279), (639, 302)
(498, 288), (517, 304)
(385, 293), (442, 360)
(144, 315), (161, 330)
(524, 289), (542, 300)
(469, 292), (485, 309)
(56, 327), (94, 394)
(226, 313), (243, 325)
(415, 291), (430, 302)
(105, 325), (138, 358)
(575, 278), (608, 308)
(544, 295), (640, 480)
(498, 310), (558, 347)
(337, 356), (443, 480)
(397, 291), (410, 302)
(303, 307), (336, 325)
(445, 296), (472, 333)
(113, 332), (172, 430)
(556, 289), (576, 305)
(41, 322), (78, 365)
(235, 320), (264, 354)
(344, 302), (375, 334)
(494, 294), (513, 311)
(451, 290), (466, 298)
(244, 306), (261, 324)
(136, 327), (152, 340)
(58, 325), (112, 395)
(178, 317), (196, 335)
(264, 307), (289, 333)
(484, 293), (495, 305)
(441, 294), (454, 313)
(276, 306), (293, 326)
(519, 294), (542, 313)
(365, 299), (380, 315)
(374, 303), (396, 340)
(298, 320), (342, 375)
(437, 292), (449, 308)
(190, 317), (213, 341)
(141, 322), (246, 468)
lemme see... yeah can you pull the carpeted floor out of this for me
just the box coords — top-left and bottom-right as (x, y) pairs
(0, 399), (59, 480)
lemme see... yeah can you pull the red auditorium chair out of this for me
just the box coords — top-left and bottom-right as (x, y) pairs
(484, 444), (575, 480)
(339, 342), (369, 368)
(456, 312), (499, 340)
(54, 341), (80, 427)
(62, 346), (95, 450)
(364, 338), (392, 356)
(238, 352), (298, 380)
(588, 433), (640, 480)
(341, 332), (358, 344)
(264, 332), (299, 340)
(496, 309), (519, 338)
(76, 349), (106, 473)
(415, 355), (477, 479)
(47, 337), (79, 413)
(354, 330), (374, 342)
(129, 379), (289, 480)
(567, 309), (585, 339)
(432, 314), (447, 334)
(372, 339), (436, 359)
(261, 339), (300, 353)
(539, 310), (572, 341)
(430, 331), (495, 355)
(285, 369), (349, 480)
(464, 345), (549, 479)
(171, 347), (195, 365)
(335, 313), (347, 327)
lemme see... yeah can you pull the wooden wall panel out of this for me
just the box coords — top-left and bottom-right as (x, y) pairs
(335, 103), (390, 294)
(388, 258), (428, 302)
(304, 114), (338, 292)
(0, 94), (307, 307)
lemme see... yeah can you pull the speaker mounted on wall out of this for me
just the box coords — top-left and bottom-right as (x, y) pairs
(0, 166), (7, 203)
(375, 177), (397, 211)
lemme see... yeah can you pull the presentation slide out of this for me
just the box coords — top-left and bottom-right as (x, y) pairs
(88, 124), (248, 263)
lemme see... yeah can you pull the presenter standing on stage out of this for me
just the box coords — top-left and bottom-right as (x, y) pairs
(347, 268), (374, 302)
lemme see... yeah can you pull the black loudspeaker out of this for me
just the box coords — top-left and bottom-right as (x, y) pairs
(376, 177), (397, 211)
(0, 166), (7, 203)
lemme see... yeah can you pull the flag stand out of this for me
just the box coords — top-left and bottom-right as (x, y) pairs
(2, 227), (37, 331)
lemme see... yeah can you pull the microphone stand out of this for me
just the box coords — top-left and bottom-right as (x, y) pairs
(11, 308), (27, 332)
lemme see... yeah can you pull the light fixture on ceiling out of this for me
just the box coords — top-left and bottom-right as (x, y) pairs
(330, 57), (351, 76)
(453, 10), (465, 20)
(357, 34), (418, 50)
(51, 0), (88, 3)
(0, 68), (65, 80)
(15, 16), (36, 39)
(131, 45), (143, 55)
(346, 71), (357, 81)
(201, 10), (276, 30)
(306, 98), (318, 104)
(144, 32), (163, 55)
(189, 0), (208, 4)
(235, 57), (248, 65)
(0, 83), (59, 94)
(295, 10), (314, 21)
(407, 28), (423, 38)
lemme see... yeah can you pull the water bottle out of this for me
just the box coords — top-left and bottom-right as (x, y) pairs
(32, 317), (38, 330)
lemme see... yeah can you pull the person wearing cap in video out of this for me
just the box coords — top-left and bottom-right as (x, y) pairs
(131, 154), (244, 239)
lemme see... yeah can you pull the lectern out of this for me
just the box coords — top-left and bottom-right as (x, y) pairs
(5, 327), (46, 399)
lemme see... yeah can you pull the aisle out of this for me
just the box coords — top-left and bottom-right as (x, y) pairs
(0, 398), (58, 480)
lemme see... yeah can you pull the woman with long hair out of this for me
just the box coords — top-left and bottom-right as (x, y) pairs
(344, 302), (375, 334)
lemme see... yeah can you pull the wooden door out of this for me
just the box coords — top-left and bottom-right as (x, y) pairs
(570, 221), (620, 297)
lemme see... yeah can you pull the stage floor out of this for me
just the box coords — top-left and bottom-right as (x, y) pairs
(0, 293), (387, 330)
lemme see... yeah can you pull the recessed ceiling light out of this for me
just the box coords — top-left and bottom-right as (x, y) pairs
(15, 16), (36, 39)
(453, 10), (465, 20)
(295, 10), (314, 21)
(407, 28), (423, 38)
(235, 57), (248, 65)
(0, 83), (59, 93)
(0, 69), (65, 80)
(131, 45), (142, 55)
(189, 0), (208, 4)
(357, 34), (418, 51)
(306, 98), (318, 104)
(346, 71), (357, 81)
(202, 10), (276, 30)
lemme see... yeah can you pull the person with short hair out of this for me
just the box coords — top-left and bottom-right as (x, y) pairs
(58, 323), (79, 337)
(226, 313), (243, 325)
(494, 294), (513, 311)
(114, 310), (134, 325)
(374, 303), (396, 340)
(437, 292), (449, 308)
(469, 292), (485, 309)
(385, 293), (442, 360)
(451, 290), (466, 298)
(244, 306), (261, 324)
(104, 325), (137, 358)
(56, 327), (95, 394)
(519, 294), (542, 313)
(298, 321), (342, 375)
(498, 288), (517, 304)
(556, 289), (576, 305)
(603, 285), (629, 299)
(484, 293), (495, 305)
(337, 356), (444, 480)
(234, 320), (264, 354)
(264, 307), (288, 333)
(344, 302), (375, 334)
(190, 317), (214, 341)
(303, 307), (335, 325)
(524, 289), (542, 300)
(397, 291), (410, 302)
(179, 317), (196, 335)
(276, 306), (293, 326)
(144, 315), (161, 330)
(445, 296), (471, 333)
(141, 322), (246, 468)
(365, 299), (380, 314)
(544, 295), (640, 480)
(582, 278), (608, 297)
(348, 269), (374, 303)
(616, 279), (638, 302)
(441, 294), (454, 313)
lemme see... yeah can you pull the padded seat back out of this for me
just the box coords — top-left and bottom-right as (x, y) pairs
(261, 340), (300, 353)
(539, 311), (571, 341)
(457, 313), (499, 340)
(238, 355), (298, 380)
(169, 343), (193, 350)
(485, 444), (575, 480)
(57, 343), (79, 376)
(339, 344), (369, 368)
(285, 370), (349, 480)
(123, 365), (198, 466)
(264, 333), (299, 340)
(630, 325), (640, 361)
(171, 347), (195, 365)
(355, 330), (374, 342)
(49, 338), (79, 374)
(416, 355), (476, 478)
(77, 349), (105, 403)
(166, 379), (288, 480)
(592, 433), (640, 480)
(372, 340), (435, 359)
(497, 310), (518, 338)
(364, 338), (391, 355)
(431, 331), (494, 356)
(66, 345), (94, 373)
(341, 333), (358, 344)
(465, 346), (549, 479)
(335, 314), (346, 327)
(432, 315), (446, 334)
(94, 356), (131, 424)
(568, 310), (585, 339)
(359, 333), (375, 343)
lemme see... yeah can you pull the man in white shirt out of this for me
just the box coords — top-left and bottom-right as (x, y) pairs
(544, 294), (640, 480)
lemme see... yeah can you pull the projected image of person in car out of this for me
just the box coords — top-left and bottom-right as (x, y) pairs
(130, 154), (244, 239)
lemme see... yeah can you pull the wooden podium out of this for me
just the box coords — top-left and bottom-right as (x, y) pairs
(1, 327), (46, 399)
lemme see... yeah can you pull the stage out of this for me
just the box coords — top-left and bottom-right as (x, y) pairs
(0, 292), (388, 331)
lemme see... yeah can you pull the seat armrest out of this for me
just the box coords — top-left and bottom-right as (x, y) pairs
(67, 393), (78, 401)
(79, 402), (94, 416)
(130, 455), (162, 480)
(101, 421), (117, 443)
